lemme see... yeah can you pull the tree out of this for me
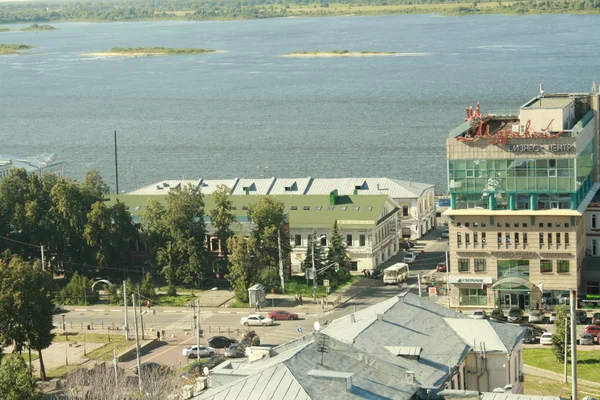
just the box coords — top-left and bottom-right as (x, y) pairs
(247, 197), (289, 288)
(58, 273), (98, 306)
(0, 256), (55, 381)
(552, 304), (569, 362)
(302, 230), (326, 276)
(226, 236), (257, 303)
(209, 185), (236, 255)
(140, 272), (156, 300)
(325, 221), (351, 285)
(0, 354), (40, 400)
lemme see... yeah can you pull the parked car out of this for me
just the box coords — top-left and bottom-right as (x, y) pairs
(402, 252), (417, 264)
(182, 345), (216, 359)
(240, 315), (274, 326)
(53, 305), (63, 314)
(584, 325), (600, 336)
(528, 310), (545, 323)
(549, 312), (558, 323)
(267, 310), (299, 321)
(207, 336), (238, 349)
(580, 333), (595, 346)
(441, 229), (450, 238)
(522, 330), (537, 344)
(436, 263), (447, 272)
(592, 313), (600, 325)
(470, 310), (488, 320)
(525, 325), (548, 337)
(489, 308), (506, 322)
(507, 307), (523, 323)
(371, 269), (382, 279)
(403, 241), (415, 250)
(575, 310), (588, 324)
(225, 343), (245, 358)
(540, 332), (553, 345)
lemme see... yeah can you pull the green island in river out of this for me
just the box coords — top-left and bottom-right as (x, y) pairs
(0, 24), (58, 32)
(83, 46), (223, 57)
(284, 50), (430, 57)
(0, 44), (35, 55)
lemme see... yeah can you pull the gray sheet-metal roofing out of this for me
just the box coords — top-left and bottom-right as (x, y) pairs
(439, 390), (564, 400)
(0, 153), (67, 172)
(322, 293), (524, 389)
(126, 177), (434, 198)
(198, 334), (419, 400)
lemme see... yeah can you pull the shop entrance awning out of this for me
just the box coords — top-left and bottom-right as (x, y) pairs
(491, 277), (535, 291)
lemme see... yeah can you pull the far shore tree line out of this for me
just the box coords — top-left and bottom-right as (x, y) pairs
(0, 168), (353, 306)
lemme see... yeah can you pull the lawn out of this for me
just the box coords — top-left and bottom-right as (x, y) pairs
(524, 374), (600, 397)
(523, 348), (600, 383)
(20, 352), (39, 363)
(154, 293), (197, 307)
(284, 275), (360, 298)
(86, 341), (134, 361)
(53, 333), (127, 343)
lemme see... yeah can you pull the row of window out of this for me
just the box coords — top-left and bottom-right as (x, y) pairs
(457, 259), (570, 273)
(457, 232), (570, 245)
(294, 234), (367, 247)
(456, 221), (570, 229)
(231, 205), (374, 212)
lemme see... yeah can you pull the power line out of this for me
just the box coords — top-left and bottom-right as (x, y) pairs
(0, 236), (41, 249)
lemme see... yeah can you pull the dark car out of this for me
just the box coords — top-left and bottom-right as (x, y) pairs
(522, 330), (537, 344)
(371, 269), (382, 279)
(507, 307), (523, 323)
(208, 336), (238, 349)
(593, 313), (600, 325)
(525, 324), (548, 337)
(267, 310), (299, 321)
(575, 310), (588, 325)
(489, 308), (507, 322)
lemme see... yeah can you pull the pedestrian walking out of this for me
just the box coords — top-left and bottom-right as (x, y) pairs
(294, 294), (299, 305)
(156, 330), (161, 341)
(321, 298), (325, 310)
(535, 301), (539, 310)
(255, 302), (261, 312)
(299, 295), (303, 305)
(161, 329), (166, 340)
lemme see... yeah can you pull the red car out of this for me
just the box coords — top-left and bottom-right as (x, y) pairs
(268, 310), (299, 321)
(436, 263), (447, 272)
(584, 325), (600, 335)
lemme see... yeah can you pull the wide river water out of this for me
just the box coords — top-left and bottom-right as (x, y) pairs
(1, 15), (600, 192)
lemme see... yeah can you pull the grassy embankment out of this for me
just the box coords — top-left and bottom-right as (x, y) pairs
(287, 49), (397, 56)
(525, 374), (600, 397)
(0, 43), (34, 54)
(523, 348), (600, 383)
(0, 24), (58, 32)
(108, 46), (216, 55)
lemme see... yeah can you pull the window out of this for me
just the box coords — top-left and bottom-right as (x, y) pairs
(497, 232), (502, 243)
(402, 206), (409, 217)
(474, 222), (479, 227)
(514, 223), (519, 227)
(340, 206), (347, 211)
(359, 235), (366, 246)
(350, 262), (358, 271)
(474, 232), (478, 243)
(320, 235), (327, 246)
(506, 233), (511, 244)
(547, 223), (552, 228)
(523, 223), (528, 228)
(539, 233), (544, 244)
(539, 223), (544, 228)
(515, 233), (519, 244)
(593, 214), (597, 229)
(211, 238), (220, 251)
(457, 222), (462, 227)
(505, 223), (510, 228)
(303, 206), (310, 210)
(353, 206), (360, 211)
(564, 223), (569, 228)
(465, 223), (470, 227)
(327, 205), (335, 211)
(315, 206), (322, 211)
(475, 259), (486, 272)
(556, 233), (561, 245)
(540, 260), (552, 273)
(290, 206), (298, 210)
(523, 233), (528, 244)
(557, 260), (570, 273)
(548, 233), (552, 244)
(555, 223), (561, 227)
(346, 235), (353, 247)
(457, 232), (462, 243)
(459, 288), (487, 306)
(497, 260), (530, 279)
(593, 239), (597, 256)
(458, 259), (470, 272)
(481, 223), (486, 227)
(497, 223), (502, 228)
(366, 206), (373, 211)
(465, 233), (470, 243)
(294, 235), (302, 246)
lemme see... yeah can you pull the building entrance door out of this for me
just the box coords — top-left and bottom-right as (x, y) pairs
(498, 292), (530, 310)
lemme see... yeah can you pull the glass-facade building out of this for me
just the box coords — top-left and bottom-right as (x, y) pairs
(444, 93), (600, 310)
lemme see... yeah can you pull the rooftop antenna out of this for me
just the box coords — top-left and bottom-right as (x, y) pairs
(539, 82), (545, 97)
(257, 165), (269, 178)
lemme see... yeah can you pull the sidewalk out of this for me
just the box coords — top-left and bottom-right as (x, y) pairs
(524, 364), (600, 388)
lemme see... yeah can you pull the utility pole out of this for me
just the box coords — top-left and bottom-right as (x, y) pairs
(140, 309), (145, 340)
(132, 294), (142, 392)
(445, 250), (449, 306)
(113, 347), (118, 386)
(40, 245), (45, 270)
(570, 290), (578, 400)
(564, 317), (568, 383)
(114, 130), (119, 195)
(123, 281), (129, 340)
(311, 239), (317, 299)
(196, 299), (201, 360)
(418, 273), (422, 297)
(278, 228), (285, 293)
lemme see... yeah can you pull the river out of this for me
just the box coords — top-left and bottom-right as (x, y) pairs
(1, 15), (599, 192)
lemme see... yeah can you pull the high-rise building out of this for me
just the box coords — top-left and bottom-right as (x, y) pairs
(445, 88), (600, 310)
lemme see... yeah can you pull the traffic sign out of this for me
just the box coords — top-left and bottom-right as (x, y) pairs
(323, 279), (330, 287)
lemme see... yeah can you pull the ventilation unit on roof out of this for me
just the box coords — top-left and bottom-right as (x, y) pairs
(406, 371), (416, 383)
(163, 182), (169, 187)
(156, 186), (163, 190)
(284, 186), (292, 191)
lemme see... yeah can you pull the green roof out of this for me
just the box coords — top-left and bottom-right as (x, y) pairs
(107, 194), (394, 229)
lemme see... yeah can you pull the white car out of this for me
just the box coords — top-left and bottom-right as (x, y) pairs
(182, 345), (216, 359)
(470, 310), (487, 320)
(528, 310), (545, 323)
(402, 252), (417, 264)
(540, 332), (553, 345)
(240, 315), (274, 327)
(549, 312), (558, 323)
(441, 229), (449, 238)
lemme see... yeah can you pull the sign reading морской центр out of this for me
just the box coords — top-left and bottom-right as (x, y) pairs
(508, 144), (573, 152)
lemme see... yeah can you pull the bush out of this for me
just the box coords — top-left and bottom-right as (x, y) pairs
(58, 273), (99, 305)
(140, 273), (156, 300)
(167, 282), (177, 296)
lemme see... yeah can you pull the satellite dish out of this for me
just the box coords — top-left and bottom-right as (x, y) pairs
(203, 367), (209, 376)
(314, 321), (322, 331)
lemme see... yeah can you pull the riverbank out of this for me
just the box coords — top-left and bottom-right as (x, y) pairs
(0, 43), (34, 55)
(82, 47), (225, 58)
